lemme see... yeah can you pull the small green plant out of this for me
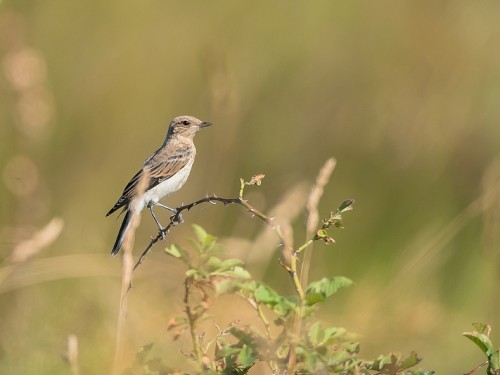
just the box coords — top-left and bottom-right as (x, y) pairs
(463, 323), (500, 375)
(123, 175), (433, 375)
(157, 222), (433, 375)
(122, 167), (434, 374)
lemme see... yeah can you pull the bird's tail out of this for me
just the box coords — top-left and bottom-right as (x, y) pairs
(111, 209), (134, 256)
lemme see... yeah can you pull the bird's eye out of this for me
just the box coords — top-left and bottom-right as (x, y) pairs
(181, 120), (190, 126)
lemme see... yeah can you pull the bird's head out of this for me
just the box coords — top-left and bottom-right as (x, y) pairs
(168, 115), (212, 139)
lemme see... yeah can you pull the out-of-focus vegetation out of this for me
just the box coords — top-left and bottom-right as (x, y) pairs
(1, 1), (499, 374)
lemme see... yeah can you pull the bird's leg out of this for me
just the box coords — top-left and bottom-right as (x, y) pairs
(150, 201), (176, 213)
(147, 203), (166, 238)
(150, 201), (184, 224)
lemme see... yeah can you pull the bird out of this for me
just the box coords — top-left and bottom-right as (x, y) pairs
(106, 115), (212, 255)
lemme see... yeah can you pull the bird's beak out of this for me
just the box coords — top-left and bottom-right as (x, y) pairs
(199, 121), (212, 128)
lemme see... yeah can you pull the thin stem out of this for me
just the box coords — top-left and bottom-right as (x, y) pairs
(132, 178), (285, 277)
(286, 256), (304, 374)
(184, 279), (204, 367)
(289, 252), (304, 301)
(296, 239), (314, 254)
(256, 304), (272, 339)
(463, 359), (489, 375)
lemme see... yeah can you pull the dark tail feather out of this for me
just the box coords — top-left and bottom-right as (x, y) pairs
(111, 210), (133, 256)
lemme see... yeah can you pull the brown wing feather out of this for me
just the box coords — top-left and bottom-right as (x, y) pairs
(106, 146), (193, 216)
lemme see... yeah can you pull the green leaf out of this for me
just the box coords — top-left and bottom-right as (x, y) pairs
(206, 256), (222, 269)
(371, 353), (399, 370)
(193, 224), (208, 243)
(219, 258), (245, 270)
(305, 292), (326, 306)
(254, 284), (280, 304)
(164, 244), (183, 258)
(216, 266), (251, 279)
(377, 354), (392, 369)
(304, 350), (320, 372)
(322, 327), (346, 346)
(305, 277), (352, 306)
(308, 322), (323, 346)
(399, 351), (421, 370)
(192, 224), (217, 248)
(463, 331), (494, 357)
(205, 256), (250, 279)
(343, 342), (360, 353)
(237, 345), (255, 368)
(214, 279), (243, 295)
(307, 322), (345, 347)
(237, 280), (257, 294)
(326, 350), (351, 366)
(338, 199), (355, 213)
(251, 284), (294, 317)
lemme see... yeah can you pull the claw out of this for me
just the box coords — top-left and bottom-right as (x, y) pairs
(177, 213), (184, 224)
(171, 211), (184, 225)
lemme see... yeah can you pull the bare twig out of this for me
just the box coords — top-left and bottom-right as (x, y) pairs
(302, 157), (336, 290)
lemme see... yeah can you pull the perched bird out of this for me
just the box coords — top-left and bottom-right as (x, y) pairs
(106, 115), (212, 255)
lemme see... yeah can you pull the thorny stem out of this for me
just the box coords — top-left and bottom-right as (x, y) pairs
(132, 196), (240, 272)
(133, 176), (277, 270)
(131, 176), (313, 301)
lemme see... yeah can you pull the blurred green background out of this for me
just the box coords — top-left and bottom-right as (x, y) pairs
(1, 1), (500, 374)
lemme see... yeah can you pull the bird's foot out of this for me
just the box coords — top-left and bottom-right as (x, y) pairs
(171, 211), (184, 225)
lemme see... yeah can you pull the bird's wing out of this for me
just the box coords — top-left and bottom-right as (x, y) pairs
(106, 146), (193, 216)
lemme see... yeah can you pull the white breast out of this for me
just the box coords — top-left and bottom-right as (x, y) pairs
(131, 160), (194, 213)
